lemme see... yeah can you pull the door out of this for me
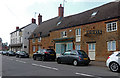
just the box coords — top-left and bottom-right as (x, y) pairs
(88, 43), (96, 60)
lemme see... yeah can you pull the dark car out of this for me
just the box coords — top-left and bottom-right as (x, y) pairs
(16, 51), (29, 58)
(6, 51), (15, 56)
(57, 50), (90, 66)
(33, 49), (56, 61)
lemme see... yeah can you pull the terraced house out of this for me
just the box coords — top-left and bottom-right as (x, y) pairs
(29, 1), (120, 61)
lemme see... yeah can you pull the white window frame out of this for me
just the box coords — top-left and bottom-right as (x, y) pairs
(38, 37), (41, 42)
(76, 28), (81, 42)
(106, 22), (117, 32)
(75, 44), (81, 50)
(33, 46), (35, 52)
(61, 31), (67, 38)
(107, 41), (116, 51)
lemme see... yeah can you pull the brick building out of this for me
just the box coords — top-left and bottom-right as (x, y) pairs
(29, 1), (120, 61)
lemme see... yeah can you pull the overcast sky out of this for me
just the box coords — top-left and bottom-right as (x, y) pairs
(0, 0), (115, 44)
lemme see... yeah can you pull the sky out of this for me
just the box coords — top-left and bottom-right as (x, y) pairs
(0, 0), (115, 44)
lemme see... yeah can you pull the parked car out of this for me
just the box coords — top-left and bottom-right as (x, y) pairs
(57, 50), (90, 66)
(2, 51), (7, 55)
(6, 51), (16, 56)
(33, 49), (56, 61)
(16, 51), (29, 58)
(106, 51), (120, 72)
(0, 51), (3, 54)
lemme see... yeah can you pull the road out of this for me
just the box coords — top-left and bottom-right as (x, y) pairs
(1, 55), (120, 78)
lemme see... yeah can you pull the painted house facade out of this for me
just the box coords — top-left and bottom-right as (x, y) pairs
(29, 1), (120, 61)
(10, 18), (38, 53)
(0, 38), (2, 50)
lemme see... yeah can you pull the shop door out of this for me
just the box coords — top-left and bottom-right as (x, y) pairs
(88, 43), (96, 60)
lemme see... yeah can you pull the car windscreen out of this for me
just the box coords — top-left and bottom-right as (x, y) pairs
(47, 49), (55, 52)
(77, 50), (88, 56)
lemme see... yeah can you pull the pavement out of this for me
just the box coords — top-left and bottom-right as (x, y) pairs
(90, 61), (106, 67)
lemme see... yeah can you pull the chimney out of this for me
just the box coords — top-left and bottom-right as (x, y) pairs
(58, 4), (64, 17)
(38, 13), (42, 25)
(32, 18), (36, 24)
(16, 26), (19, 30)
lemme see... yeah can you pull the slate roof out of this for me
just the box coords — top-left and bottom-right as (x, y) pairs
(51, 1), (120, 31)
(29, 1), (120, 39)
(10, 23), (37, 34)
(29, 17), (62, 39)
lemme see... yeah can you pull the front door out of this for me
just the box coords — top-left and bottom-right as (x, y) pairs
(88, 43), (96, 60)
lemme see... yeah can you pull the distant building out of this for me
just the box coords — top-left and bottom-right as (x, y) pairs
(2, 42), (9, 51)
(10, 18), (38, 53)
(0, 38), (2, 50)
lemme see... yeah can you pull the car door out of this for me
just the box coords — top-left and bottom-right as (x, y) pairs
(69, 51), (77, 63)
(60, 52), (70, 63)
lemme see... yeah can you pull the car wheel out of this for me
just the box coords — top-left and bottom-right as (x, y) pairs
(41, 56), (45, 61)
(36, 57), (41, 61)
(109, 62), (119, 72)
(73, 60), (78, 66)
(19, 55), (22, 58)
(33, 56), (36, 60)
(57, 58), (61, 64)
(16, 55), (18, 58)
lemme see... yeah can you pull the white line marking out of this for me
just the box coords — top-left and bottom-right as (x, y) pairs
(18, 61), (26, 63)
(32, 63), (58, 71)
(75, 72), (94, 77)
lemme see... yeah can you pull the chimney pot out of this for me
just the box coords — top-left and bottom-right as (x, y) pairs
(58, 4), (64, 17)
(16, 27), (19, 30)
(32, 18), (36, 24)
(38, 13), (42, 25)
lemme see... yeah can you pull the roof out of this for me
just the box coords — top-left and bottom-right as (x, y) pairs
(29, 17), (62, 39)
(10, 23), (37, 34)
(29, 1), (120, 39)
(51, 1), (120, 31)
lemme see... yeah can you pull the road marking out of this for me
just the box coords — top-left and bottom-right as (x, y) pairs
(18, 60), (26, 63)
(75, 72), (94, 77)
(32, 63), (58, 71)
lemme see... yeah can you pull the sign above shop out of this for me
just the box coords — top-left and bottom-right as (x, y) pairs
(84, 30), (102, 36)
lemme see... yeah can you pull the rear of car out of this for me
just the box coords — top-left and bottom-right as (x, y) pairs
(77, 50), (90, 65)
(106, 51), (120, 72)
(43, 49), (56, 60)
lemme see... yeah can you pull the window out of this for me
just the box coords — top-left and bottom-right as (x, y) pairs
(24, 46), (27, 48)
(61, 31), (67, 38)
(91, 11), (98, 17)
(106, 22), (117, 32)
(76, 28), (81, 42)
(107, 41), (116, 51)
(33, 46), (35, 52)
(75, 44), (81, 50)
(38, 46), (41, 51)
(88, 43), (95, 51)
(32, 39), (35, 43)
(38, 37), (41, 42)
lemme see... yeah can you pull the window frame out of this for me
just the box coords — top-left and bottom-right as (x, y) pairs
(33, 46), (36, 52)
(107, 41), (116, 51)
(61, 31), (67, 38)
(38, 37), (41, 42)
(106, 22), (117, 32)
